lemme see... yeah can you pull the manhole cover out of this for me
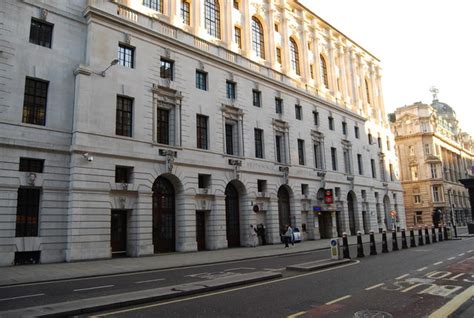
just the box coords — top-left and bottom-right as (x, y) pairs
(353, 310), (393, 318)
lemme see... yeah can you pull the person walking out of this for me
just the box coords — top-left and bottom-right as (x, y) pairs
(283, 224), (294, 248)
(249, 224), (258, 247)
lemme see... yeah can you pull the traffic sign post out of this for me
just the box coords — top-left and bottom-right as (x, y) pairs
(330, 238), (340, 260)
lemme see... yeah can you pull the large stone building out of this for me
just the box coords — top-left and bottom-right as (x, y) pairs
(390, 95), (473, 228)
(0, 0), (405, 266)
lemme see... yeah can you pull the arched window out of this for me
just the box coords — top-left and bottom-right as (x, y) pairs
(252, 17), (265, 59)
(365, 78), (371, 104)
(320, 55), (329, 88)
(289, 38), (300, 75)
(205, 0), (221, 38)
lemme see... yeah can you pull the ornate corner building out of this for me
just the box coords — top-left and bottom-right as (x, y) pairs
(390, 98), (474, 228)
(0, 0), (405, 266)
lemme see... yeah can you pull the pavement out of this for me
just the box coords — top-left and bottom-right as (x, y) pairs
(0, 227), (471, 317)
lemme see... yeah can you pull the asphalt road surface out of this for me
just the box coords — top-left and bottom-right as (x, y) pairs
(85, 237), (474, 317)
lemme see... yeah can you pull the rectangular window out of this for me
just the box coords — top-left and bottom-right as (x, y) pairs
(343, 149), (351, 174)
(160, 58), (174, 80)
(196, 70), (207, 90)
(432, 185), (441, 202)
(143, 0), (163, 12)
(357, 154), (363, 175)
(386, 139), (391, 150)
(275, 97), (283, 114)
(29, 18), (53, 48)
(310, 64), (314, 79)
(368, 133), (373, 145)
(198, 174), (211, 188)
(234, 26), (242, 48)
(328, 116), (334, 130)
(414, 195), (421, 204)
(431, 163), (438, 178)
(254, 128), (264, 159)
(424, 143), (431, 155)
(313, 111), (319, 126)
(415, 211), (423, 224)
(389, 163), (394, 181)
(156, 108), (169, 144)
(115, 166), (133, 183)
(196, 114), (208, 150)
(226, 81), (236, 99)
(298, 139), (305, 165)
(181, 1), (190, 25)
(274, 24), (279, 32)
(257, 179), (267, 192)
(22, 77), (48, 126)
(342, 122), (347, 135)
(411, 166), (418, 181)
(276, 48), (282, 64)
(118, 44), (134, 68)
(314, 142), (323, 169)
(19, 158), (44, 173)
(371, 159), (377, 178)
(295, 105), (302, 120)
(301, 184), (309, 195)
(116, 96), (133, 137)
(331, 147), (337, 171)
(16, 188), (40, 237)
(225, 123), (235, 155)
(252, 89), (261, 107)
(377, 137), (382, 150)
(233, 0), (239, 10)
(354, 126), (360, 139)
(275, 134), (285, 163)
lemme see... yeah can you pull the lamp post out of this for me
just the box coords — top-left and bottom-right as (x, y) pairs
(447, 189), (458, 237)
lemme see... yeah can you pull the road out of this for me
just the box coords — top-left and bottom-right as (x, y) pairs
(86, 237), (474, 318)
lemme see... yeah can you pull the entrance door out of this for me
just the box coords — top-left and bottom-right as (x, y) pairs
(153, 177), (176, 253)
(111, 210), (127, 256)
(278, 186), (291, 234)
(196, 211), (206, 251)
(336, 211), (343, 237)
(347, 192), (356, 235)
(225, 183), (240, 247)
(320, 212), (333, 239)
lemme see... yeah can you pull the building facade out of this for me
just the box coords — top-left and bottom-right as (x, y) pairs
(391, 98), (473, 228)
(0, 0), (405, 266)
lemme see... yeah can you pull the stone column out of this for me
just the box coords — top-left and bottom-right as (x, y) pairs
(192, 0), (203, 35)
(311, 28), (322, 91)
(300, 27), (310, 82)
(337, 45), (349, 105)
(266, 5), (276, 67)
(267, 196), (282, 244)
(327, 34), (338, 95)
(349, 50), (361, 113)
(128, 191), (154, 257)
(208, 194), (228, 249)
(280, 12), (290, 74)
(176, 193), (198, 252)
(331, 211), (338, 237)
(222, 0), (233, 48)
(375, 67), (386, 123)
(241, 0), (252, 58)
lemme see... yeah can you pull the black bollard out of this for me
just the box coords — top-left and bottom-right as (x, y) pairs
(443, 225), (448, 240)
(438, 225), (443, 242)
(432, 225), (437, 243)
(382, 230), (389, 253)
(391, 230), (399, 251)
(357, 231), (365, 257)
(369, 231), (377, 255)
(401, 229), (408, 249)
(342, 232), (351, 259)
(418, 227), (424, 246)
(424, 227), (431, 244)
(410, 228), (416, 247)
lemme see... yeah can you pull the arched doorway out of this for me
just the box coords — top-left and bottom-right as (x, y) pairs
(225, 183), (241, 247)
(347, 191), (357, 235)
(383, 195), (391, 230)
(278, 186), (291, 234)
(152, 176), (176, 253)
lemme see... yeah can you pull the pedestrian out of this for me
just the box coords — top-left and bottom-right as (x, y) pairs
(249, 224), (258, 247)
(283, 224), (294, 248)
(288, 224), (295, 247)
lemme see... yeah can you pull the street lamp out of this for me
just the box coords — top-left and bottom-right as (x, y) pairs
(98, 58), (119, 77)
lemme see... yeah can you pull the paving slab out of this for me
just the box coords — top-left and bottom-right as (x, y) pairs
(286, 258), (352, 272)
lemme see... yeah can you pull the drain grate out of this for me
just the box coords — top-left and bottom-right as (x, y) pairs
(354, 310), (393, 318)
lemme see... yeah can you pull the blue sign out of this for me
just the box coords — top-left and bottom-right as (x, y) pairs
(330, 239), (337, 247)
(313, 206), (321, 212)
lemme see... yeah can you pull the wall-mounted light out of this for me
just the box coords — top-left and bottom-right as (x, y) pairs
(96, 59), (119, 77)
(83, 153), (93, 162)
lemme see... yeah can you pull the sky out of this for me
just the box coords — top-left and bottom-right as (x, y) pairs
(300, 0), (474, 136)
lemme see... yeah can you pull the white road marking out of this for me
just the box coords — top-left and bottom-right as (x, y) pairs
(326, 295), (352, 305)
(396, 274), (409, 280)
(135, 278), (165, 284)
(447, 257), (456, 260)
(73, 285), (114, 292)
(458, 253), (465, 256)
(89, 261), (361, 317)
(467, 250), (473, 253)
(0, 293), (45, 302)
(428, 286), (474, 318)
(263, 268), (286, 271)
(287, 311), (307, 318)
(433, 261), (443, 265)
(417, 267), (428, 272)
(365, 283), (384, 290)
